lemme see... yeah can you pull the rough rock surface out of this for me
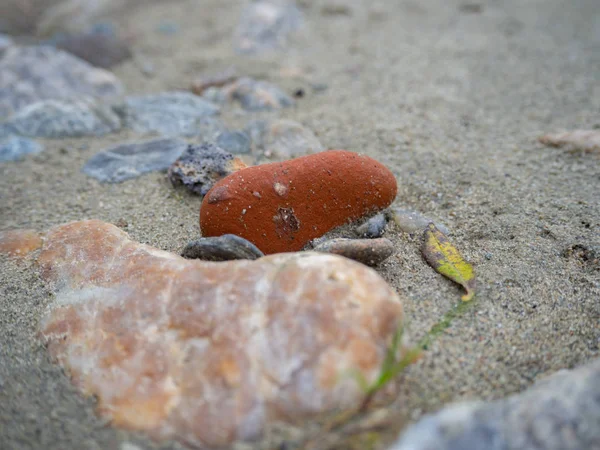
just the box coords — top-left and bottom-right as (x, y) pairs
(233, 0), (302, 54)
(0, 135), (43, 161)
(200, 150), (398, 254)
(0, 46), (123, 118)
(389, 358), (600, 450)
(116, 92), (219, 136)
(168, 143), (247, 196)
(0, 229), (43, 258)
(4, 99), (121, 138)
(36, 220), (404, 448)
(83, 138), (187, 183)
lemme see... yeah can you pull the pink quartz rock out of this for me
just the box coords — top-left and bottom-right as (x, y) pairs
(37, 220), (404, 447)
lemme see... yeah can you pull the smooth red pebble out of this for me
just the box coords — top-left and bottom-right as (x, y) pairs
(200, 150), (398, 254)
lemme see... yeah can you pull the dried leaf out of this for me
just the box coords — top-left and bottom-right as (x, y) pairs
(421, 223), (475, 301)
(538, 129), (600, 153)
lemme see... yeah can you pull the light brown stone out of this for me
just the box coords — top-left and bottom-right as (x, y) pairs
(37, 220), (404, 447)
(0, 229), (43, 258)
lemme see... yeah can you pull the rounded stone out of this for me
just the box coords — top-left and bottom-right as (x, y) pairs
(199, 150), (398, 254)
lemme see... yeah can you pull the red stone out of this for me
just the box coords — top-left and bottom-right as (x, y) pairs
(199, 150), (398, 254)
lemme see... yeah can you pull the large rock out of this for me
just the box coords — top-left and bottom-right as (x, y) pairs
(4, 99), (121, 138)
(116, 92), (220, 136)
(200, 150), (398, 254)
(82, 138), (187, 183)
(389, 358), (600, 450)
(36, 220), (404, 448)
(0, 46), (123, 118)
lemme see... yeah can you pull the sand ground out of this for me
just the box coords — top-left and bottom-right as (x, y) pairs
(1, 0), (599, 449)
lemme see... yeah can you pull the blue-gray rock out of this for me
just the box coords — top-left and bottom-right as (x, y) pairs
(116, 92), (220, 136)
(389, 358), (600, 450)
(0, 34), (12, 56)
(216, 130), (251, 154)
(82, 138), (187, 183)
(0, 135), (43, 162)
(234, 0), (302, 54)
(168, 143), (246, 196)
(182, 235), (264, 261)
(0, 46), (123, 118)
(356, 213), (387, 238)
(4, 99), (121, 138)
(386, 208), (450, 235)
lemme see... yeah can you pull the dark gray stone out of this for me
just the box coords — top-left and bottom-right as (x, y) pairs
(389, 358), (600, 450)
(4, 99), (121, 138)
(82, 138), (187, 183)
(216, 130), (251, 154)
(0, 135), (43, 162)
(233, 0), (302, 54)
(168, 143), (246, 196)
(182, 235), (264, 261)
(313, 238), (395, 267)
(356, 213), (387, 238)
(116, 92), (220, 136)
(0, 46), (123, 118)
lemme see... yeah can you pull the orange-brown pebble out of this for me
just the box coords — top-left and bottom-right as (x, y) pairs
(200, 150), (398, 254)
(0, 229), (43, 258)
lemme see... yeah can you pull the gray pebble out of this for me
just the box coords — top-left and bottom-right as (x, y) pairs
(0, 46), (123, 118)
(116, 92), (219, 136)
(389, 358), (600, 450)
(4, 99), (121, 138)
(182, 235), (264, 261)
(313, 238), (395, 267)
(246, 118), (323, 160)
(356, 213), (387, 238)
(0, 135), (43, 162)
(386, 208), (450, 235)
(48, 30), (132, 69)
(216, 130), (251, 154)
(168, 143), (246, 195)
(82, 138), (187, 183)
(233, 1), (302, 54)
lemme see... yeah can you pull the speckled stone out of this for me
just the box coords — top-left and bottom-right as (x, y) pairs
(36, 220), (404, 448)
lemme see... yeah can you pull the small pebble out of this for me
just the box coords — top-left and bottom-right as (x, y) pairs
(0, 135), (43, 162)
(233, 0), (302, 54)
(205, 77), (293, 111)
(47, 30), (131, 68)
(168, 143), (247, 196)
(5, 99), (121, 138)
(216, 130), (251, 154)
(246, 119), (323, 160)
(190, 68), (238, 95)
(312, 238), (395, 267)
(356, 213), (387, 238)
(386, 208), (450, 235)
(116, 92), (219, 137)
(182, 234), (264, 261)
(83, 138), (188, 183)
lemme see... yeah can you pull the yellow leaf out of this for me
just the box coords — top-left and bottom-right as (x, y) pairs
(421, 223), (476, 301)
